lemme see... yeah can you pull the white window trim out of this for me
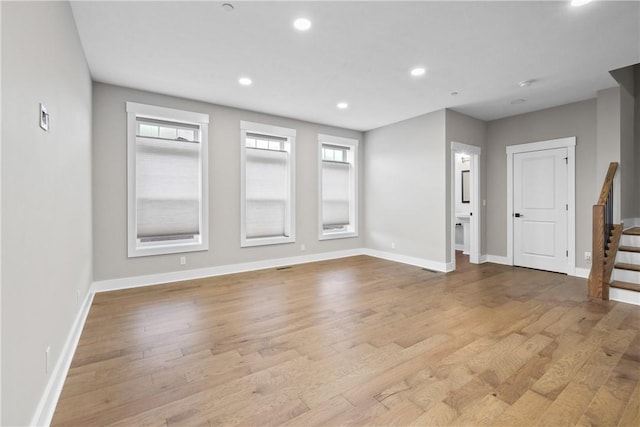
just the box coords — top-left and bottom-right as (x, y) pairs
(126, 102), (209, 257)
(240, 121), (296, 247)
(318, 134), (359, 241)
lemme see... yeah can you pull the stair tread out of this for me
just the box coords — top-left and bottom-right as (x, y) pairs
(623, 227), (640, 236)
(615, 263), (640, 272)
(611, 281), (640, 292)
(619, 245), (640, 253)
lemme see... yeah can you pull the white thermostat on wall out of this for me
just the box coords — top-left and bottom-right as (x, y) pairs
(39, 103), (50, 132)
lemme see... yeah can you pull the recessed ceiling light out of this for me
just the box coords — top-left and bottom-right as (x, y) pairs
(238, 77), (252, 86)
(410, 67), (426, 77)
(337, 102), (349, 109)
(510, 99), (526, 105)
(571, 0), (592, 6)
(294, 18), (311, 31)
(450, 91), (459, 96)
(221, 3), (234, 12)
(519, 79), (534, 87)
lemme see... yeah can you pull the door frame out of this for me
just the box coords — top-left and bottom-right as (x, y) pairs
(506, 137), (576, 275)
(450, 141), (481, 269)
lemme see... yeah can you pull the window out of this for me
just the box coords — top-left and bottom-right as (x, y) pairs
(126, 102), (209, 257)
(240, 121), (296, 247)
(318, 134), (358, 239)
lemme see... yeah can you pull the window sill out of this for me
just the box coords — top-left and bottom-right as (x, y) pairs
(128, 240), (208, 258)
(319, 231), (358, 241)
(241, 235), (295, 248)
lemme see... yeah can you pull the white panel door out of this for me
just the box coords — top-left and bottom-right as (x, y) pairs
(513, 148), (567, 273)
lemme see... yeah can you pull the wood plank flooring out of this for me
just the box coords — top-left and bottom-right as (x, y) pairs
(52, 254), (640, 426)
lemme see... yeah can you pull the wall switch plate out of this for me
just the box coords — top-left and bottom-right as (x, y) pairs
(45, 346), (51, 373)
(585, 252), (592, 262)
(39, 103), (50, 132)
(180, 256), (186, 265)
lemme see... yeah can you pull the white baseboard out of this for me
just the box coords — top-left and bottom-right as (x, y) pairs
(478, 254), (488, 264)
(574, 267), (590, 279)
(486, 255), (511, 266)
(455, 243), (464, 251)
(610, 286), (640, 306)
(30, 289), (94, 427)
(92, 248), (366, 293)
(362, 248), (448, 272)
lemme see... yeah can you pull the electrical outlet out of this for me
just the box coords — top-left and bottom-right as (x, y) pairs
(585, 252), (592, 262)
(180, 256), (186, 265)
(300, 243), (306, 251)
(391, 242), (396, 250)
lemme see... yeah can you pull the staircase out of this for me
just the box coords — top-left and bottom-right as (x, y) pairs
(611, 227), (640, 299)
(587, 163), (639, 304)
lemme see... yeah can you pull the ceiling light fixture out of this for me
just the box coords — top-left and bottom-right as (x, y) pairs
(519, 79), (534, 87)
(337, 102), (349, 109)
(510, 99), (526, 105)
(410, 67), (426, 77)
(238, 77), (252, 86)
(294, 18), (312, 31)
(221, 3), (234, 12)
(571, 0), (592, 6)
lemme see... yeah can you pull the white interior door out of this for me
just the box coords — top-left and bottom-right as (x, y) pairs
(513, 147), (567, 273)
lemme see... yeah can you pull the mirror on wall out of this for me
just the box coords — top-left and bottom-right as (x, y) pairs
(461, 170), (470, 203)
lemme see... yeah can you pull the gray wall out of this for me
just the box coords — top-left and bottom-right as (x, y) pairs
(364, 110), (447, 263)
(619, 77), (636, 221)
(93, 83), (363, 281)
(485, 99), (598, 269)
(636, 65), (640, 217)
(596, 87), (622, 222)
(1, 2), (93, 425)
(445, 109), (487, 260)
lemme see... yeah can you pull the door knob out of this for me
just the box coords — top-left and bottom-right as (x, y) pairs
(514, 213), (523, 218)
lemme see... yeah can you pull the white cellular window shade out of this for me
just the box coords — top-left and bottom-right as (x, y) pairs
(241, 121), (296, 247)
(245, 147), (288, 238)
(127, 102), (209, 257)
(318, 135), (358, 240)
(322, 158), (351, 228)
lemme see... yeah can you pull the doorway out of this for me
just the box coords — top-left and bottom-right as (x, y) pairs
(506, 137), (576, 275)
(450, 142), (481, 270)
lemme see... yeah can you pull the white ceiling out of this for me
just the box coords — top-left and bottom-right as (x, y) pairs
(70, 1), (640, 132)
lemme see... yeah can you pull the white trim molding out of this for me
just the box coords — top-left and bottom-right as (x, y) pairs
(363, 248), (450, 273)
(93, 249), (364, 293)
(93, 249), (453, 294)
(486, 254), (511, 266)
(317, 134), (359, 241)
(30, 290), (94, 427)
(506, 137), (576, 275)
(574, 267), (590, 279)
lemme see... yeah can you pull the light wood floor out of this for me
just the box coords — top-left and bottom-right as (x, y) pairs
(52, 254), (640, 426)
